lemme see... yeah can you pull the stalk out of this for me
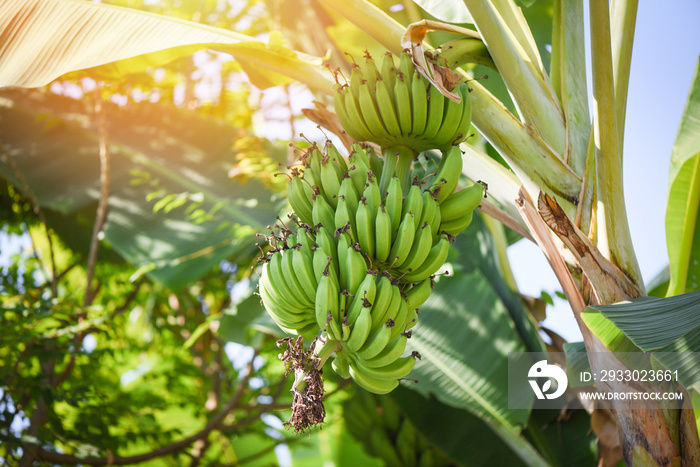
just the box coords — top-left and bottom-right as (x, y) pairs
(610, 0), (639, 155)
(589, 0), (643, 288)
(559, 0), (590, 178)
(381, 146), (416, 196)
(464, 0), (566, 156)
(550, 0), (563, 102)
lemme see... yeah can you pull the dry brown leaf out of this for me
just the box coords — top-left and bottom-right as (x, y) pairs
(400, 19), (481, 102)
(301, 101), (355, 151)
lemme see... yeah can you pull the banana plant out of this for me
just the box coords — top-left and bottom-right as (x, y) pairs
(2, 0), (700, 465)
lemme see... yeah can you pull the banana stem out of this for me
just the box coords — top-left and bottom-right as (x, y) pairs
(381, 146), (417, 196)
(314, 335), (339, 368)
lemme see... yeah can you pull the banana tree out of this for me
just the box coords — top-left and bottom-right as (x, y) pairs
(2, 0), (700, 465)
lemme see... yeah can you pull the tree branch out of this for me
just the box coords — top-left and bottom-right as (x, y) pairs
(84, 84), (111, 307)
(34, 346), (262, 465)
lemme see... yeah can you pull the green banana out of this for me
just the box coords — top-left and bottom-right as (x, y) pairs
(380, 53), (397, 100)
(359, 82), (391, 142)
(375, 205), (392, 263)
(440, 182), (484, 221)
(433, 82), (465, 150)
(345, 88), (375, 143)
(347, 273), (377, 323)
(394, 73), (412, 135)
(349, 357), (400, 395)
(401, 236), (450, 283)
(402, 184), (424, 231)
(389, 212), (416, 268)
(376, 79), (402, 137)
(332, 355), (351, 379)
(320, 157), (342, 209)
(401, 223), (433, 274)
(431, 145), (463, 203)
(357, 321), (393, 360)
(365, 334), (409, 368)
(355, 199), (376, 259)
(347, 305), (372, 351)
(315, 266), (340, 328)
(441, 211), (473, 237)
(411, 72), (428, 136)
(422, 83), (446, 140)
(405, 278), (432, 311)
(384, 176), (404, 239)
(345, 246), (368, 297)
(352, 353), (416, 381)
(312, 194), (336, 231)
(288, 176), (313, 225)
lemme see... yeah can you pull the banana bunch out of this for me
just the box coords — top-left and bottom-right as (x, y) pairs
(259, 50), (485, 399)
(343, 388), (456, 467)
(334, 51), (472, 154)
(287, 143), (485, 284)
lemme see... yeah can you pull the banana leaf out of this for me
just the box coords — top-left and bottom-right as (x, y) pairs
(0, 88), (278, 290)
(666, 56), (700, 296)
(0, 0), (333, 93)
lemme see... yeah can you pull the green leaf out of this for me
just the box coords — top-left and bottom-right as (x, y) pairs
(582, 291), (700, 352)
(407, 269), (546, 465)
(412, 0), (473, 23)
(563, 341), (592, 388)
(218, 293), (266, 345)
(666, 56), (700, 296)
(392, 386), (526, 466)
(0, 89), (277, 290)
(0, 0), (333, 93)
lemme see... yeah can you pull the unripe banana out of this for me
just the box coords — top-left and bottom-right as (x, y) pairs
(347, 305), (372, 351)
(336, 231), (352, 291)
(357, 321), (393, 360)
(384, 176), (404, 239)
(411, 73), (428, 136)
(433, 82), (465, 150)
(363, 55), (381, 90)
(332, 355), (351, 379)
(288, 176), (313, 225)
(344, 88), (374, 143)
(352, 353), (416, 381)
(440, 182), (484, 221)
(348, 358), (400, 395)
(315, 266), (340, 328)
(400, 223), (433, 274)
(394, 73), (412, 135)
(355, 199), (376, 259)
(389, 212), (416, 268)
(359, 82), (391, 143)
(338, 176), (360, 217)
(363, 172), (382, 217)
(441, 211), (473, 237)
(431, 145), (463, 204)
(312, 194), (336, 232)
(347, 272), (377, 323)
(396, 418), (418, 467)
(334, 195), (355, 239)
(422, 83), (446, 140)
(401, 236), (451, 283)
(376, 79), (402, 137)
(282, 249), (314, 304)
(380, 53), (397, 100)
(375, 206), (393, 263)
(347, 148), (371, 194)
(402, 184), (424, 231)
(350, 65), (363, 97)
(345, 246), (368, 297)
(405, 279), (432, 311)
(327, 143), (349, 172)
(320, 157), (342, 209)
(365, 335), (409, 368)
(398, 51), (414, 87)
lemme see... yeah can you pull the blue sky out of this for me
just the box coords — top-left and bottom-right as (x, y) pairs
(511, 0), (700, 342)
